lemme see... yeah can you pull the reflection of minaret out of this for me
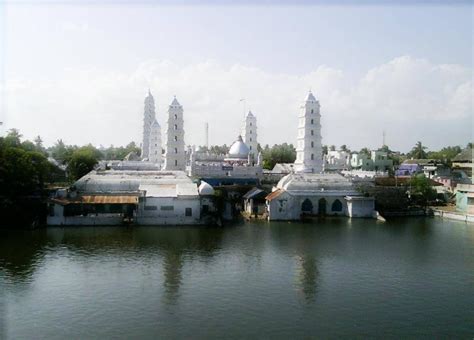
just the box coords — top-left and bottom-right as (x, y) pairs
(141, 89), (156, 159)
(163, 251), (184, 305)
(296, 254), (319, 302)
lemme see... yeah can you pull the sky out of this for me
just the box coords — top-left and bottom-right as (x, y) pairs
(0, 1), (472, 152)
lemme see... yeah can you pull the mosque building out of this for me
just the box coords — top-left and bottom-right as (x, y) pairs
(266, 91), (375, 220)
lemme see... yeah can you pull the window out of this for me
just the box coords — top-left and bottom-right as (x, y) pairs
(174, 136), (178, 141)
(311, 109), (314, 114)
(160, 206), (174, 211)
(250, 146), (252, 150)
(311, 130), (314, 136)
(174, 114), (178, 120)
(155, 143), (157, 147)
(311, 153), (314, 160)
(311, 119), (314, 124)
(185, 208), (192, 216)
(250, 122), (252, 126)
(174, 124), (178, 130)
(250, 137), (252, 142)
(145, 206), (158, 211)
(250, 130), (252, 134)
(175, 160), (178, 166)
(311, 141), (314, 148)
(174, 147), (178, 154)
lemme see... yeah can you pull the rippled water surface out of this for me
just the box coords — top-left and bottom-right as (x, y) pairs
(1, 218), (473, 338)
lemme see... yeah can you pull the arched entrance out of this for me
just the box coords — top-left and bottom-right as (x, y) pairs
(331, 199), (343, 212)
(301, 199), (313, 214)
(318, 198), (327, 216)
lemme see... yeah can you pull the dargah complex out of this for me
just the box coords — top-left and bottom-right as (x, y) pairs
(47, 90), (375, 226)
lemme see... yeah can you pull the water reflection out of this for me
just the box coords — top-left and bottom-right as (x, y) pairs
(296, 254), (319, 302)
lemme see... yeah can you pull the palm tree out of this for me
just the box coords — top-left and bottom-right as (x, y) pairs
(409, 141), (428, 159)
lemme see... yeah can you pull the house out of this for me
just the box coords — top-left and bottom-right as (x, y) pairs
(452, 147), (473, 178)
(324, 150), (351, 171)
(455, 184), (474, 215)
(351, 150), (393, 172)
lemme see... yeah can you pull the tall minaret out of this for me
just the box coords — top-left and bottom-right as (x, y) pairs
(164, 96), (186, 171)
(294, 91), (323, 173)
(242, 111), (258, 156)
(148, 119), (162, 166)
(141, 89), (156, 159)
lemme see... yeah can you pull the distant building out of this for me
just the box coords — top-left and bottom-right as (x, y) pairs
(325, 150), (350, 171)
(351, 150), (392, 172)
(452, 147), (473, 178)
(164, 97), (186, 171)
(455, 184), (474, 215)
(395, 159), (444, 177)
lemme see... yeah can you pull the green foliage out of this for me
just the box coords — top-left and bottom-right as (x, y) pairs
(101, 142), (141, 160)
(359, 147), (371, 157)
(261, 143), (296, 170)
(209, 145), (229, 155)
(408, 141), (428, 159)
(49, 139), (77, 164)
(0, 135), (53, 197)
(66, 147), (99, 180)
(426, 145), (462, 165)
(409, 174), (436, 206)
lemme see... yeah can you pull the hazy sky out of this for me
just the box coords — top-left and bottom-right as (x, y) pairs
(1, 1), (472, 152)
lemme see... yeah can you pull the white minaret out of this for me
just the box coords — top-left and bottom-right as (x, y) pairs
(141, 89), (156, 159)
(148, 119), (162, 166)
(242, 111), (258, 156)
(294, 91), (323, 173)
(164, 96), (186, 171)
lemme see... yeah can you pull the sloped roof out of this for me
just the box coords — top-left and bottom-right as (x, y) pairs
(243, 187), (266, 200)
(171, 96), (181, 106)
(305, 91), (316, 102)
(265, 189), (285, 201)
(453, 148), (473, 162)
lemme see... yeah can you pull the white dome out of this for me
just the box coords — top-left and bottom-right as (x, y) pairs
(228, 135), (250, 159)
(198, 181), (215, 196)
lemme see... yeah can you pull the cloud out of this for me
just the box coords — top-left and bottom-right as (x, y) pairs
(2, 56), (472, 152)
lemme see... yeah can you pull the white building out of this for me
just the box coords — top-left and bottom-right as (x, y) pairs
(294, 91), (323, 173)
(164, 97), (186, 171)
(325, 150), (351, 171)
(266, 91), (375, 221)
(351, 150), (393, 172)
(47, 170), (205, 226)
(242, 111), (258, 157)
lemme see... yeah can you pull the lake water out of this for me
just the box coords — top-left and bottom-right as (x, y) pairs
(1, 218), (473, 338)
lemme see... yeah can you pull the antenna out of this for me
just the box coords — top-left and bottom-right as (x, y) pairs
(382, 130), (386, 146)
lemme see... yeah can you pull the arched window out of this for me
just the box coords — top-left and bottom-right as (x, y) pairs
(250, 130), (252, 134)
(174, 136), (178, 141)
(174, 114), (178, 120)
(250, 122), (252, 126)
(311, 130), (314, 136)
(311, 153), (314, 160)
(332, 199), (343, 212)
(301, 199), (313, 213)
(250, 137), (252, 142)
(311, 109), (314, 114)
(311, 141), (314, 148)
(250, 146), (252, 150)
(311, 119), (314, 124)
(174, 124), (178, 130)
(174, 160), (178, 166)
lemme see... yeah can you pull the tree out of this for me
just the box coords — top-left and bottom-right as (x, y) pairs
(329, 145), (336, 151)
(340, 144), (350, 152)
(409, 174), (436, 207)
(67, 147), (99, 180)
(322, 145), (328, 156)
(409, 141), (428, 159)
(261, 143), (296, 170)
(426, 145), (462, 165)
(359, 147), (371, 157)
(4, 129), (22, 147)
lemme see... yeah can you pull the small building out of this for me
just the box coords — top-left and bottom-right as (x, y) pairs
(351, 150), (393, 172)
(455, 184), (474, 215)
(243, 187), (267, 216)
(324, 150), (350, 171)
(265, 173), (375, 221)
(452, 147), (473, 178)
